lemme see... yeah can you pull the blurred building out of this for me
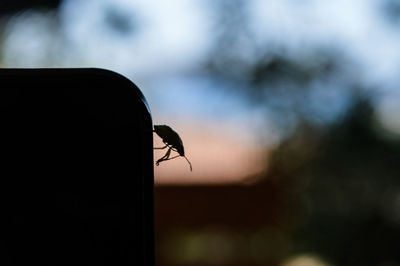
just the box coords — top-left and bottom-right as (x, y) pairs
(154, 177), (292, 266)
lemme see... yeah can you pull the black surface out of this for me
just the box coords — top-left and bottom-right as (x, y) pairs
(0, 1), (61, 16)
(0, 68), (154, 265)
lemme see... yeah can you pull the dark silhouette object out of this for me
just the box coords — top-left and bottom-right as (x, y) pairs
(153, 124), (192, 171)
(0, 0), (61, 16)
(0, 69), (154, 266)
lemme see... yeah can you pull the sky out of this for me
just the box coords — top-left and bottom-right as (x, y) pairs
(2, 0), (400, 183)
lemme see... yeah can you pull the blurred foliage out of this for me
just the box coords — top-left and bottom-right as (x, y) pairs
(382, 0), (400, 25)
(203, 1), (369, 137)
(267, 98), (400, 266)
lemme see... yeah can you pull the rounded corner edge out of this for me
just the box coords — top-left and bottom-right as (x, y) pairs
(90, 68), (153, 125)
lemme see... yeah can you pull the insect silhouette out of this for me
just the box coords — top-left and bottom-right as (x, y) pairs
(153, 124), (192, 171)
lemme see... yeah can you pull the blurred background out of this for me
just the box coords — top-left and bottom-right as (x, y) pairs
(2, 0), (400, 265)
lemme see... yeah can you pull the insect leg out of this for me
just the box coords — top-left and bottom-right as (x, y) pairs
(157, 154), (181, 162)
(154, 144), (168, 149)
(156, 147), (172, 166)
(156, 153), (192, 171)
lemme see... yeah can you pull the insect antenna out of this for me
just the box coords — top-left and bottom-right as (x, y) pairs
(183, 155), (192, 171)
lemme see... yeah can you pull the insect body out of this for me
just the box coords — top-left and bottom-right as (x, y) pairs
(153, 124), (192, 171)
